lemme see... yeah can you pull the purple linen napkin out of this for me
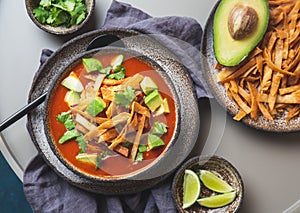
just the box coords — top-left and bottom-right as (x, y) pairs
(24, 1), (210, 212)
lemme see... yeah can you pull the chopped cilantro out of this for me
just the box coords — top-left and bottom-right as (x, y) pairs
(75, 135), (87, 153)
(33, 0), (87, 28)
(95, 151), (109, 170)
(114, 86), (135, 108)
(151, 121), (168, 135)
(57, 111), (75, 130)
(135, 152), (143, 162)
(59, 129), (80, 144)
(99, 66), (112, 75)
(108, 65), (125, 80)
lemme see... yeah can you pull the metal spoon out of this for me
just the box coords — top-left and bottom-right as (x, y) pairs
(0, 34), (125, 132)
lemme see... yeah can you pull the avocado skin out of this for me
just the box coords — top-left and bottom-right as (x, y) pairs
(213, 0), (269, 66)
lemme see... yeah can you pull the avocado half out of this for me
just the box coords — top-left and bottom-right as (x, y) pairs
(213, 0), (269, 66)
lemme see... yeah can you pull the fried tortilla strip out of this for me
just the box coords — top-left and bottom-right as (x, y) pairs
(75, 114), (97, 131)
(237, 86), (251, 105)
(71, 107), (108, 124)
(279, 85), (300, 95)
(247, 82), (259, 120)
(84, 112), (130, 141)
(75, 123), (88, 134)
(217, 67), (235, 82)
(230, 91), (251, 114)
(94, 74), (106, 92)
(108, 122), (130, 150)
(286, 105), (300, 122)
(105, 101), (114, 119)
(261, 65), (273, 91)
(114, 145), (129, 157)
(257, 103), (273, 121)
(99, 112), (131, 130)
(102, 78), (126, 86)
(132, 102), (150, 117)
(220, 58), (257, 83)
(276, 91), (300, 104)
(230, 80), (238, 93)
(122, 74), (144, 90)
(264, 48), (295, 76)
(233, 110), (247, 121)
(130, 115), (146, 161)
(268, 72), (283, 111)
(101, 85), (121, 102)
(98, 128), (119, 143)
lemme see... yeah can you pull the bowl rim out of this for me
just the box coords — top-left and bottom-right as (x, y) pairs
(25, 0), (96, 35)
(172, 155), (244, 212)
(44, 46), (181, 182)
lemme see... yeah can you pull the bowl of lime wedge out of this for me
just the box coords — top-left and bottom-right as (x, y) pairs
(172, 155), (244, 212)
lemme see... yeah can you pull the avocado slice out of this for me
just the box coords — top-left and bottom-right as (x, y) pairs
(140, 76), (158, 95)
(144, 90), (163, 112)
(86, 97), (106, 117)
(64, 90), (80, 106)
(154, 98), (170, 116)
(61, 75), (84, 92)
(213, 0), (269, 66)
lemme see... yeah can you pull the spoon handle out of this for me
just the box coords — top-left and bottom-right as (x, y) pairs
(0, 92), (47, 132)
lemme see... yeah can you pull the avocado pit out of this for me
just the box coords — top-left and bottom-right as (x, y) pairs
(228, 5), (258, 40)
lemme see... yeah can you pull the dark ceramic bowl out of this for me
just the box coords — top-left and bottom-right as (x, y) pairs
(200, 1), (300, 132)
(27, 29), (200, 194)
(44, 47), (181, 182)
(25, 0), (95, 35)
(172, 155), (244, 213)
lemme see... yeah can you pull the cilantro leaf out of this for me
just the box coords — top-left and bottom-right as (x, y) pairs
(39, 0), (51, 7)
(151, 121), (168, 135)
(59, 129), (80, 144)
(95, 151), (109, 170)
(33, 0), (87, 28)
(114, 86), (135, 108)
(33, 7), (49, 24)
(108, 70), (125, 80)
(99, 66), (112, 75)
(135, 152), (143, 162)
(75, 135), (87, 153)
(57, 111), (75, 130)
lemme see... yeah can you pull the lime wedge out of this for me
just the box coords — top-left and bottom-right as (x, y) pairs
(182, 169), (201, 209)
(199, 170), (234, 193)
(75, 153), (97, 165)
(197, 191), (236, 208)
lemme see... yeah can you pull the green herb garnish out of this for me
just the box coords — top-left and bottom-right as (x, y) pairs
(57, 111), (75, 130)
(114, 86), (135, 108)
(151, 121), (168, 135)
(95, 151), (109, 170)
(59, 129), (80, 144)
(33, 0), (87, 28)
(75, 135), (87, 153)
(135, 152), (143, 162)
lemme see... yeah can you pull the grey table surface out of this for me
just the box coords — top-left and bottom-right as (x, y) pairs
(0, 0), (300, 212)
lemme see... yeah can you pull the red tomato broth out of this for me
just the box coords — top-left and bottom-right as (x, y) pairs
(47, 52), (177, 177)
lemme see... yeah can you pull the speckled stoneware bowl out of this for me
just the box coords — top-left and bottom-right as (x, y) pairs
(27, 29), (200, 194)
(201, 1), (300, 132)
(44, 46), (180, 182)
(172, 155), (244, 213)
(25, 0), (95, 35)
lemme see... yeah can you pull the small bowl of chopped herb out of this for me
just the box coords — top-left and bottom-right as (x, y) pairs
(25, 0), (95, 35)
